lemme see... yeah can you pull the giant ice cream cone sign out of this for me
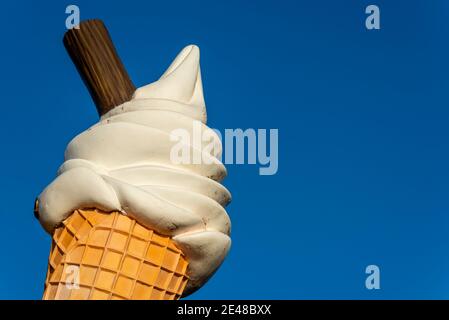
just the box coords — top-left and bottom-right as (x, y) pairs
(35, 20), (231, 300)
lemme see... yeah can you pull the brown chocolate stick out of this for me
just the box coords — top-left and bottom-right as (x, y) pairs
(63, 19), (136, 116)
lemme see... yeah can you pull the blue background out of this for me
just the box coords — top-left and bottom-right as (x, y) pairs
(1, 0), (448, 299)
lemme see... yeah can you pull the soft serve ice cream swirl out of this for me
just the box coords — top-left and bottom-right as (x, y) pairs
(37, 45), (231, 295)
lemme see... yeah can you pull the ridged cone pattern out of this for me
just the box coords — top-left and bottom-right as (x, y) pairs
(43, 209), (189, 300)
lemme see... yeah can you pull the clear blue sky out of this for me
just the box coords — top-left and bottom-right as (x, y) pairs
(1, 0), (449, 299)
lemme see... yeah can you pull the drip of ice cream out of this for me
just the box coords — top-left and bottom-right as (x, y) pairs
(37, 45), (231, 295)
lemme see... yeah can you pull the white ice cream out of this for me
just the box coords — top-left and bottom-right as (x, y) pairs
(37, 45), (231, 295)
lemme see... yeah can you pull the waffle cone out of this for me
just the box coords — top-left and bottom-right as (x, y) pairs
(43, 209), (189, 300)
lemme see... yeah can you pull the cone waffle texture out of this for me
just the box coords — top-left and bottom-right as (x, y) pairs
(43, 209), (189, 300)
